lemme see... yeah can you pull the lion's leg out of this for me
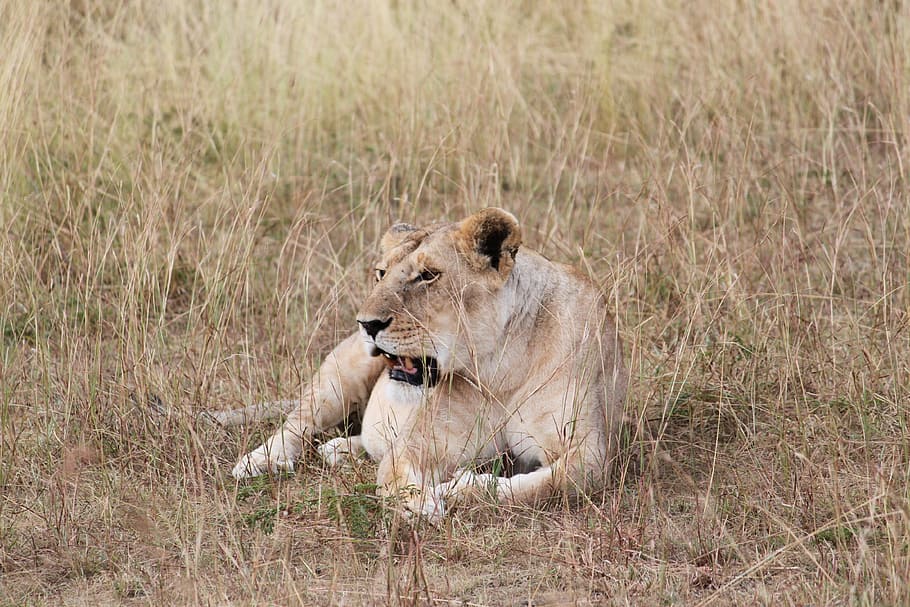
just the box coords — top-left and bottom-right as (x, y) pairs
(435, 443), (608, 509)
(202, 400), (298, 426)
(437, 373), (617, 508)
(376, 441), (503, 522)
(232, 333), (385, 479)
(373, 379), (503, 522)
(441, 462), (565, 505)
(375, 447), (454, 523)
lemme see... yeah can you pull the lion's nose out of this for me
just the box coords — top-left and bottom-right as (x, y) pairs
(358, 317), (392, 339)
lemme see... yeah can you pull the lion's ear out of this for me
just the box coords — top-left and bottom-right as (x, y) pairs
(456, 208), (522, 275)
(380, 223), (418, 253)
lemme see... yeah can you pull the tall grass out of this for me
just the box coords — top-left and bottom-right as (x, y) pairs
(1, 1), (907, 604)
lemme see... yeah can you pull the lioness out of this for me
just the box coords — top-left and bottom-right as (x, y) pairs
(224, 208), (627, 520)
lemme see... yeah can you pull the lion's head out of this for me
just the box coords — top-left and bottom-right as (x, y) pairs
(356, 208), (522, 387)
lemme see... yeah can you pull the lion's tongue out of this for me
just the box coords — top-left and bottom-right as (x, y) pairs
(399, 357), (418, 374)
(382, 353), (419, 375)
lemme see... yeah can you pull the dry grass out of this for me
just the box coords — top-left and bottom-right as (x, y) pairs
(1, 0), (908, 605)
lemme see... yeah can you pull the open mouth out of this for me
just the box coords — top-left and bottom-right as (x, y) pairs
(371, 347), (440, 387)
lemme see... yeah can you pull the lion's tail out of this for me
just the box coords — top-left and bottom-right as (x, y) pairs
(200, 400), (299, 427)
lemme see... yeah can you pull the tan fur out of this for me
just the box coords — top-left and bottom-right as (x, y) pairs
(228, 208), (627, 521)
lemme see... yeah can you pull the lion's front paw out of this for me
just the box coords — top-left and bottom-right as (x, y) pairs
(316, 436), (362, 468)
(434, 470), (499, 503)
(404, 492), (446, 525)
(231, 445), (296, 480)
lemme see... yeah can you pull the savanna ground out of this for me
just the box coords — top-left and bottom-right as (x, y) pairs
(1, 1), (908, 605)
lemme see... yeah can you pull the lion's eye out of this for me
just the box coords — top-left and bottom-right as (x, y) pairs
(375, 269), (386, 282)
(418, 269), (441, 284)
